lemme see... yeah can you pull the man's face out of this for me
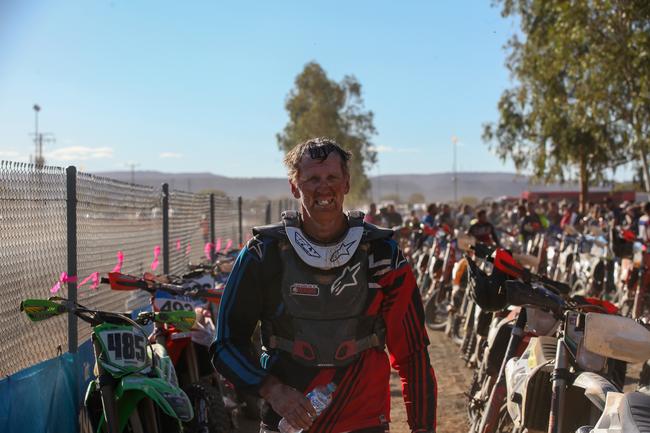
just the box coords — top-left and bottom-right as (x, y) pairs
(290, 152), (350, 221)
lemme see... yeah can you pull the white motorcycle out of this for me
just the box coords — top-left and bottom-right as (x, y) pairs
(503, 282), (650, 433)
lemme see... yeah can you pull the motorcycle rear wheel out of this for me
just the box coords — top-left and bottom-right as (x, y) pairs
(424, 287), (449, 330)
(183, 380), (230, 433)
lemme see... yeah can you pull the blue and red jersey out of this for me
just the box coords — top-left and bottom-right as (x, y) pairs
(211, 230), (437, 432)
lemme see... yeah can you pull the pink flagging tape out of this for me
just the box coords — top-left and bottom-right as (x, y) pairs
(215, 238), (222, 253)
(79, 272), (100, 290)
(204, 242), (213, 260)
(176, 239), (181, 251)
(50, 281), (61, 294)
(111, 251), (124, 273)
(61, 272), (78, 283)
(225, 239), (232, 250)
(151, 245), (161, 271)
(185, 243), (191, 256)
(50, 272), (77, 294)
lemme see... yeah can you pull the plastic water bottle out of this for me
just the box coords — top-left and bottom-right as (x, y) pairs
(278, 382), (337, 433)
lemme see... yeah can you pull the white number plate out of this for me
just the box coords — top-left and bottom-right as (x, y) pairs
(97, 328), (148, 370)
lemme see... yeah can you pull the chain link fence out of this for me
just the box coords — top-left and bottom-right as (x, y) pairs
(76, 173), (163, 344)
(269, 198), (300, 224)
(0, 162), (68, 377)
(0, 161), (294, 378)
(168, 190), (211, 275)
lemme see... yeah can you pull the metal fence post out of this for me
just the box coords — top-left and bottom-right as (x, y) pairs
(162, 183), (170, 274)
(210, 194), (216, 261)
(265, 200), (271, 225)
(238, 196), (243, 247)
(66, 166), (78, 354)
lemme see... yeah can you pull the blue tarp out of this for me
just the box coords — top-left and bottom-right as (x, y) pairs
(1, 307), (155, 433)
(0, 353), (79, 433)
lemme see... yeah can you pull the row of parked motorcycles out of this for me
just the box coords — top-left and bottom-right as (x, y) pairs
(20, 250), (259, 433)
(404, 222), (650, 433)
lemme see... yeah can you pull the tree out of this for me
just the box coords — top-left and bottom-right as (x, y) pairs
(581, 1), (650, 191)
(277, 62), (378, 203)
(484, 0), (638, 211)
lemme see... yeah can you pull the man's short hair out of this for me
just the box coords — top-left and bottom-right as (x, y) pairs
(283, 138), (352, 183)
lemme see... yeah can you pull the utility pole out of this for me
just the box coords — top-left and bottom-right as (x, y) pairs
(33, 104), (40, 166)
(31, 104), (54, 167)
(452, 135), (458, 203)
(125, 162), (139, 184)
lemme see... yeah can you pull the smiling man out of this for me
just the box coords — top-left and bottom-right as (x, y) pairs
(211, 138), (437, 433)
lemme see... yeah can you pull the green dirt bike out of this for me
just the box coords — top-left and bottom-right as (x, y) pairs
(105, 270), (234, 432)
(20, 297), (195, 433)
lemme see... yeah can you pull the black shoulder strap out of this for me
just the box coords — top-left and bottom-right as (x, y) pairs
(281, 210), (300, 228)
(252, 222), (286, 240)
(347, 210), (365, 227)
(362, 222), (394, 241)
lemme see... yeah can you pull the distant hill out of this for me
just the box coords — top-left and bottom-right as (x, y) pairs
(95, 170), (533, 202)
(368, 172), (531, 202)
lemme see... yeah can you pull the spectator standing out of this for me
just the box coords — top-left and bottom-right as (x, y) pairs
(385, 204), (403, 227)
(422, 203), (438, 227)
(364, 203), (379, 225)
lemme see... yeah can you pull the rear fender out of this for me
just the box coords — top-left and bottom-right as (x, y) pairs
(572, 371), (619, 411)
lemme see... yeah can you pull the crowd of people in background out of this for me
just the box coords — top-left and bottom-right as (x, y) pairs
(363, 197), (650, 244)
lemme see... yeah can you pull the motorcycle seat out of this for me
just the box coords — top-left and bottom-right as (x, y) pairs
(624, 392), (650, 433)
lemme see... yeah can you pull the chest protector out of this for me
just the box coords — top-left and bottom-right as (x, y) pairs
(259, 211), (391, 367)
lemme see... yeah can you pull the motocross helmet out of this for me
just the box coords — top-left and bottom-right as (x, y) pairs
(466, 256), (507, 312)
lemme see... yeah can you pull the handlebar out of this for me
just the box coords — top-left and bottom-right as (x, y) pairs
(505, 281), (565, 315)
(104, 272), (222, 301)
(469, 244), (570, 296)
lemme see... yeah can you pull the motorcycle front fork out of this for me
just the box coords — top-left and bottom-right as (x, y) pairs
(93, 335), (120, 433)
(477, 308), (527, 433)
(548, 337), (569, 433)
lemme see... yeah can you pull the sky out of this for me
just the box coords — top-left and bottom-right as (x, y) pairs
(0, 0), (524, 178)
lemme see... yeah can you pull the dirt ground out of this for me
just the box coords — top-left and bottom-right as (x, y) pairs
(387, 328), (472, 433)
(238, 327), (472, 433)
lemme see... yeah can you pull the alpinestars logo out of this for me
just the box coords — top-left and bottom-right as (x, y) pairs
(247, 237), (264, 260)
(330, 240), (356, 263)
(331, 262), (361, 296)
(294, 232), (321, 258)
